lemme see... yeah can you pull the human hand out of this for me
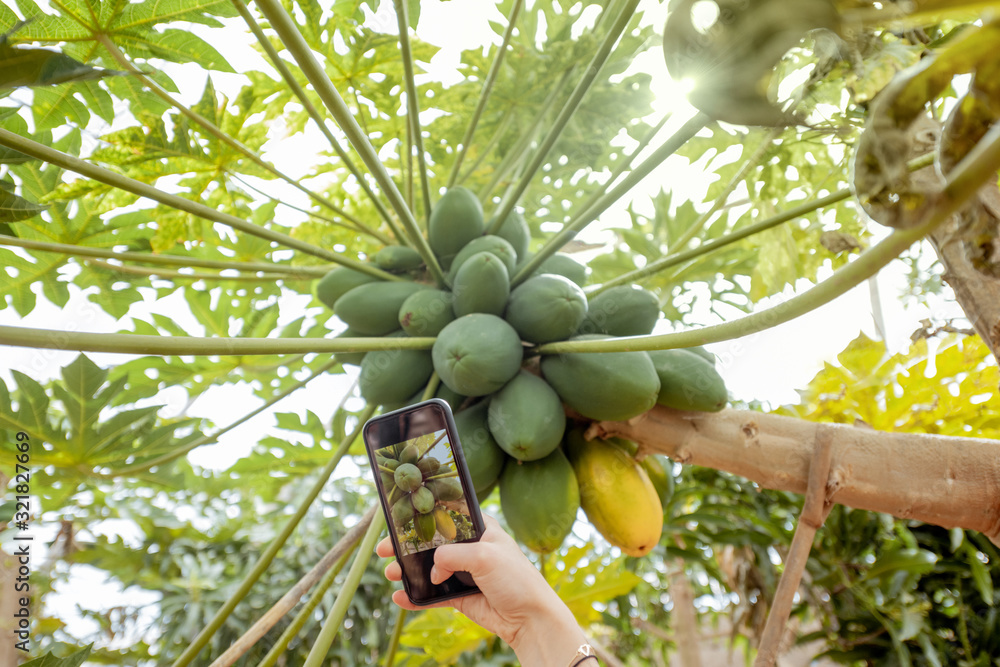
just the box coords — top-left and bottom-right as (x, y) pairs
(376, 513), (588, 667)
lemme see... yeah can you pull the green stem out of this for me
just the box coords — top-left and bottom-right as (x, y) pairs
(446, 0), (524, 189)
(302, 512), (386, 667)
(510, 113), (708, 286)
(423, 471), (459, 481)
(671, 126), (783, 251)
(394, 0), (433, 228)
(0, 325), (434, 356)
(456, 107), (513, 186)
(420, 372), (440, 401)
(589, 152), (938, 295)
(537, 122), (1000, 355)
(0, 129), (401, 280)
(478, 71), (572, 205)
(98, 36), (383, 242)
(230, 0), (404, 243)
(83, 258), (305, 282)
(171, 404), (377, 667)
(254, 540), (360, 667)
(107, 359), (337, 477)
(0, 235), (331, 277)
(229, 173), (391, 245)
(384, 607), (409, 667)
(255, 0), (446, 285)
(415, 431), (447, 463)
(571, 114), (669, 219)
(487, 0), (642, 233)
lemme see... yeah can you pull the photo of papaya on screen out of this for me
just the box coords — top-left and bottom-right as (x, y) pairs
(375, 430), (476, 556)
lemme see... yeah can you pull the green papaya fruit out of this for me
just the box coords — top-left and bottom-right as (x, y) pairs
(335, 281), (431, 335)
(429, 187), (484, 266)
(435, 383), (466, 413)
(400, 444), (420, 465)
(565, 429), (662, 557)
(495, 210), (530, 260)
(417, 456), (441, 477)
(334, 327), (368, 366)
(452, 252), (510, 317)
(391, 495), (415, 526)
(540, 335), (660, 421)
(454, 401), (507, 494)
(425, 477), (464, 501)
(579, 285), (660, 337)
(315, 267), (378, 309)
(538, 253), (588, 286)
(374, 245), (423, 272)
(640, 454), (675, 509)
(411, 485), (436, 514)
(394, 463), (423, 492)
(477, 478), (498, 503)
(505, 274), (588, 344)
(646, 349), (727, 412)
(686, 346), (716, 366)
(359, 333), (434, 405)
(499, 448), (579, 553)
(415, 512), (437, 542)
(399, 289), (455, 337)
(448, 235), (518, 280)
(432, 314), (523, 396)
(487, 371), (565, 461)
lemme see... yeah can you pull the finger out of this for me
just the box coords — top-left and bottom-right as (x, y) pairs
(391, 589), (468, 612)
(376, 537), (395, 558)
(384, 560), (402, 582)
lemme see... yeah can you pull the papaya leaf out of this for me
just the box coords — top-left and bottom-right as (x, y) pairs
(399, 607), (493, 664)
(0, 45), (128, 88)
(19, 645), (93, 667)
(0, 189), (46, 222)
(0, 355), (209, 474)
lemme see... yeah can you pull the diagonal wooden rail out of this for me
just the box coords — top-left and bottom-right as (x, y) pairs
(752, 425), (835, 667)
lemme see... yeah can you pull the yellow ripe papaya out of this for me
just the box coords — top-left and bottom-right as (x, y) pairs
(433, 507), (457, 540)
(565, 429), (662, 557)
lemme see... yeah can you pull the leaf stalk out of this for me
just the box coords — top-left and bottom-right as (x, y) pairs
(0, 129), (399, 280)
(537, 124), (1000, 354)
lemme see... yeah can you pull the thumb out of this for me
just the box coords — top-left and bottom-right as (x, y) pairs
(431, 541), (489, 584)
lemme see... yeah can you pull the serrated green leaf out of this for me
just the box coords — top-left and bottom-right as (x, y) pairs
(19, 645), (93, 667)
(0, 189), (46, 222)
(0, 45), (127, 88)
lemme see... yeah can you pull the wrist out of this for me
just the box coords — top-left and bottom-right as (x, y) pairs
(509, 600), (589, 667)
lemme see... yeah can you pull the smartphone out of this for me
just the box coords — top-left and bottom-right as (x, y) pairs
(362, 398), (486, 605)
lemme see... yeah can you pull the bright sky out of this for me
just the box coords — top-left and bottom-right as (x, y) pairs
(0, 0), (976, 648)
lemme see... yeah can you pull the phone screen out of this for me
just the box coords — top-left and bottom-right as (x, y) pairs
(364, 400), (484, 604)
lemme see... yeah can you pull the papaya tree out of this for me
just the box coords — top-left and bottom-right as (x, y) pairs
(0, 0), (998, 665)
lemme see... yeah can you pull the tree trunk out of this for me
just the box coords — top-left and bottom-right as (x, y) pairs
(590, 407), (1000, 545)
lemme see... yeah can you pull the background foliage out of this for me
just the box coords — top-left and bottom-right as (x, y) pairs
(0, 0), (998, 665)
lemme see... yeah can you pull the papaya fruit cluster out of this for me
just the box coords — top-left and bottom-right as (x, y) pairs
(377, 441), (465, 545)
(316, 186), (730, 556)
